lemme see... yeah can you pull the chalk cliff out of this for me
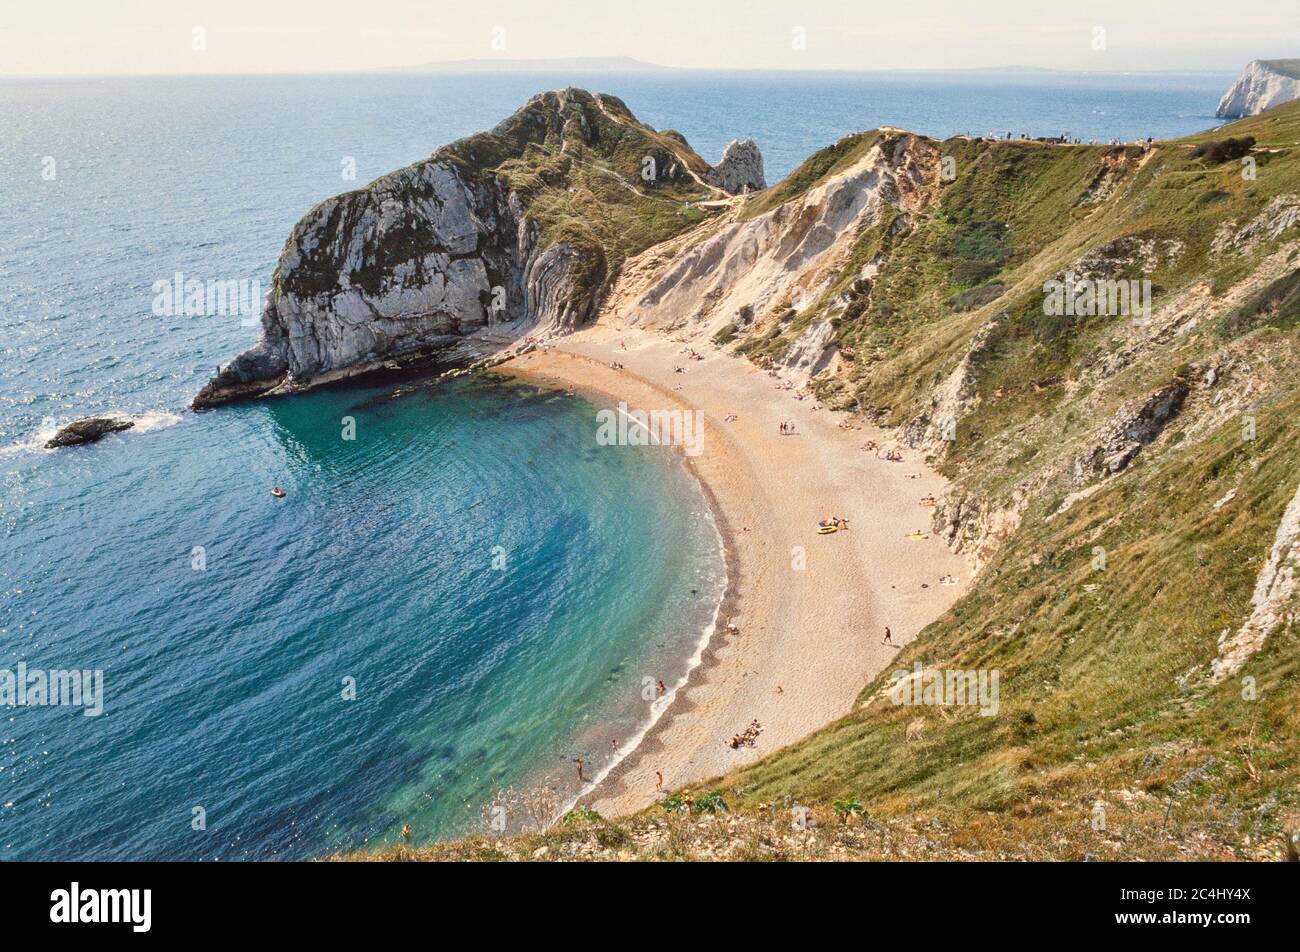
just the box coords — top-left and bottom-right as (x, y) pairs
(1216, 59), (1300, 118)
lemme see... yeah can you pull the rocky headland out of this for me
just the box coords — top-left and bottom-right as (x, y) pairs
(192, 89), (752, 409)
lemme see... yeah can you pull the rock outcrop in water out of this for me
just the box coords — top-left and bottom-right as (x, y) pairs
(1217, 59), (1300, 118)
(194, 89), (760, 409)
(45, 417), (134, 448)
(704, 139), (766, 194)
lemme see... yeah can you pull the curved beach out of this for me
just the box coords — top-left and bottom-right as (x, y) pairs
(501, 325), (970, 819)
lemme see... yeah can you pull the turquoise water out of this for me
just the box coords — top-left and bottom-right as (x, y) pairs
(0, 70), (1233, 859)
(2, 371), (724, 860)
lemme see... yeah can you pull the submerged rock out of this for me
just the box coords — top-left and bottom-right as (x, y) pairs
(45, 417), (134, 448)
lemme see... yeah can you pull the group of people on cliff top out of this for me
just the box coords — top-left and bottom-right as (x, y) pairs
(980, 131), (1155, 149)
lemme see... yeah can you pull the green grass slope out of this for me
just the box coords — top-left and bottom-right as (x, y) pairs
(690, 102), (1300, 859)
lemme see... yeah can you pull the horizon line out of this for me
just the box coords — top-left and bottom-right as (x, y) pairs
(0, 62), (1245, 81)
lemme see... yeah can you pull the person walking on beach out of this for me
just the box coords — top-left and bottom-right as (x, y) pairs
(882, 626), (893, 646)
(655, 771), (664, 791)
(575, 757), (585, 783)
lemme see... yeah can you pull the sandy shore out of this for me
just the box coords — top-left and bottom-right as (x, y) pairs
(500, 325), (969, 819)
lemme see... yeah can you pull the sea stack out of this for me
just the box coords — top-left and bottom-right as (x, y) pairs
(1216, 59), (1300, 118)
(704, 139), (767, 194)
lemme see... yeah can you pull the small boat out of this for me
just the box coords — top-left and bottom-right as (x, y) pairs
(271, 487), (286, 498)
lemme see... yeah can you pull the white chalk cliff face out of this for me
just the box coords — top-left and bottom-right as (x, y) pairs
(1216, 59), (1300, 118)
(609, 134), (935, 378)
(193, 88), (755, 409)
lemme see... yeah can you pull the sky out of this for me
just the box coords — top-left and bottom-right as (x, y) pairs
(1, 0), (1296, 76)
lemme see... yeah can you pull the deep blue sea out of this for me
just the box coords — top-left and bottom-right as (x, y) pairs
(0, 69), (1233, 859)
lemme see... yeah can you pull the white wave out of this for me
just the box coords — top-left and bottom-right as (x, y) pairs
(1, 409), (184, 456)
(124, 410), (184, 433)
(552, 487), (729, 824)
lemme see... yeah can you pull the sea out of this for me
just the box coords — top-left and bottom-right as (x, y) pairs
(0, 68), (1233, 859)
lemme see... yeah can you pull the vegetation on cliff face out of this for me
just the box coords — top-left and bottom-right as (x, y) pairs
(736, 130), (891, 221)
(456, 89), (715, 304)
(703, 101), (1300, 860)
(413, 88), (715, 307)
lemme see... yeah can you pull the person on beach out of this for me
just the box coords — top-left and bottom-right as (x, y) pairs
(611, 740), (619, 755)
(656, 679), (666, 698)
(402, 823), (411, 840)
(882, 626), (893, 645)
(575, 757), (585, 783)
(655, 771), (664, 791)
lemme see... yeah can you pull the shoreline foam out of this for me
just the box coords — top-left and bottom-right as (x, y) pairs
(500, 327), (971, 820)
(498, 357), (736, 824)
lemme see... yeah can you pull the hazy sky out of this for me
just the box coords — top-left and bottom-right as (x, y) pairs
(2, 1), (1296, 75)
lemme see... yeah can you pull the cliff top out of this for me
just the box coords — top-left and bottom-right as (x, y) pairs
(1255, 58), (1300, 79)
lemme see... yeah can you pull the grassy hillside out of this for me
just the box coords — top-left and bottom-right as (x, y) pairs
(689, 101), (1300, 859)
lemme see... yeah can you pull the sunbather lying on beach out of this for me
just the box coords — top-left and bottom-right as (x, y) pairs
(727, 719), (764, 749)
